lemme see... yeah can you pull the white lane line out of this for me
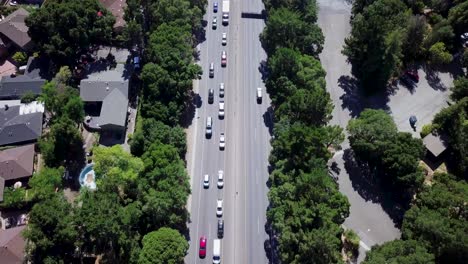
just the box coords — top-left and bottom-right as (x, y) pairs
(257, 217), (260, 234)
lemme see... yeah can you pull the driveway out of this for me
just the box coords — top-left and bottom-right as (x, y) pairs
(318, 0), (455, 262)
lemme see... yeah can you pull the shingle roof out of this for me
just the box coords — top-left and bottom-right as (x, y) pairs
(0, 144), (34, 181)
(99, 0), (127, 29)
(0, 8), (31, 49)
(0, 104), (43, 146)
(423, 133), (447, 157)
(80, 65), (129, 128)
(0, 75), (46, 99)
(0, 225), (26, 264)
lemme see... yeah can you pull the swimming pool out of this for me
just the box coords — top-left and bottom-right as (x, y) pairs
(79, 164), (96, 190)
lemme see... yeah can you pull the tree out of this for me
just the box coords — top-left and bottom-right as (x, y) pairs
(260, 7), (324, 56)
(26, 0), (115, 63)
(363, 239), (435, 264)
(53, 66), (72, 88)
(93, 145), (144, 184)
(423, 19), (454, 50)
(12, 51), (27, 65)
(402, 173), (468, 263)
(429, 42), (453, 65)
(448, 1), (468, 35)
(23, 194), (77, 263)
(63, 94), (84, 124)
(139, 143), (190, 231)
(342, 0), (409, 91)
(402, 15), (428, 61)
(21, 91), (36, 104)
(28, 167), (64, 201)
(347, 109), (398, 163)
(450, 77), (468, 102)
(138, 227), (188, 264)
(39, 117), (84, 169)
(130, 118), (187, 157)
(38, 81), (83, 123)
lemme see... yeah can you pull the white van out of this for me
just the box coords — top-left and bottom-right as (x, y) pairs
(206, 117), (212, 137)
(213, 239), (221, 264)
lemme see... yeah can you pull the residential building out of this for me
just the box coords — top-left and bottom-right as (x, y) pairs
(0, 75), (45, 99)
(0, 8), (33, 55)
(0, 101), (44, 146)
(0, 225), (26, 263)
(0, 144), (34, 202)
(99, 0), (127, 31)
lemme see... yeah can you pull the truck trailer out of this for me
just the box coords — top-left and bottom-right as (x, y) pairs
(222, 0), (230, 25)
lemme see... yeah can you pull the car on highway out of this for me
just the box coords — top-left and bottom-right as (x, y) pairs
(216, 199), (223, 217)
(212, 17), (217, 29)
(217, 170), (224, 188)
(206, 117), (212, 138)
(219, 133), (225, 150)
(221, 51), (227, 67)
(219, 83), (225, 97)
(217, 219), (224, 238)
(199, 236), (207, 258)
(222, 32), (227, 45)
(209, 62), (214, 78)
(218, 100), (225, 119)
(208, 88), (214, 104)
(203, 174), (209, 188)
(257, 87), (262, 103)
(213, 2), (218, 13)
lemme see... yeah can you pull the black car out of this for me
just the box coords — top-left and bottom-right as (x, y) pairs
(213, 2), (218, 13)
(208, 89), (214, 104)
(217, 219), (224, 238)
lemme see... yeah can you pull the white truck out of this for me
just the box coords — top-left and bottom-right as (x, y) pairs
(213, 239), (221, 264)
(222, 0), (230, 25)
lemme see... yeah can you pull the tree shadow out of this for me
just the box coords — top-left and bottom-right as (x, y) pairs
(342, 149), (407, 227)
(338, 75), (365, 117)
(179, 92), (201, 128)
(264, 209), (280, 264)
(194, 20), (207, 47)
(258, 59), (269, 82)
(262, 106), (274, 136)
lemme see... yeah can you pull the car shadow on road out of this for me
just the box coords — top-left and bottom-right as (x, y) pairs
(342, 149), (407, 227)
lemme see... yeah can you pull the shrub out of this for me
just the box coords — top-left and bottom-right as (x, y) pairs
(420, 124), (434, 138)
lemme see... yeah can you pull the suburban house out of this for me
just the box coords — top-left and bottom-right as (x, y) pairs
(0, 8), (33, 56)
(99, 0), (127, 31)
(0, 225), (26, 263)
(0, 144), (35, 203)
(423, 133), (447, 160)
(0, 100), (44, 146)
(80, 64), (129, 140)
(0, 75), (46, 99)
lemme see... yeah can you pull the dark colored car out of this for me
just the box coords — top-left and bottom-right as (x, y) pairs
(217, 219), (224, 238)
(199, 236), (207, 258)
(213, 2), (218, 13)
(208, 89), (214, 104)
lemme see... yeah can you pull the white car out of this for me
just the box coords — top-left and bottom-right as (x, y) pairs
(222, 33), (227, 45)
(217, 170), (224, 188)
(212, 17), (217, 29)
(256, 87), (262, 103)
(203, 174), (209, 188)
(218, 101), (225, 119)
(219, 133), (225, 150)
(216, 199), (223, 217)
(219, 83), (225, 97)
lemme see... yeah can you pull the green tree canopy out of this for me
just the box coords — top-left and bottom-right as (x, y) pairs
(28, 167), (64, 201)
(26, 0), (115, 63)
(93, 145), (144, 184)
(450, 77), (468, 102)
(363, 239), (435, 264)
(130, 118), (187, 157)
(138, 227), (188, 264)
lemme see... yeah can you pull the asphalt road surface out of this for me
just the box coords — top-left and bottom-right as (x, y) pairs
(186, 0), (270, 263)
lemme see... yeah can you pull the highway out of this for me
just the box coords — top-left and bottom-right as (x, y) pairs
(186, 0), (270, 264)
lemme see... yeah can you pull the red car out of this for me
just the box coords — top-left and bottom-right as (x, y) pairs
(199, 236), (207, 258)
(221, 51), (227, 67)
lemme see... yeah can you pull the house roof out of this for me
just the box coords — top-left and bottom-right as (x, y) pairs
(423, 133), (447, 157)
(99, 0), (127, 29)
(0, 225), (26, 264)
(0, 8), (31, 49)
(0, 144), (34, 181)
(0, 103), (43, 146)
(0, 75), (46, 99)
(80, 65), (129, 128)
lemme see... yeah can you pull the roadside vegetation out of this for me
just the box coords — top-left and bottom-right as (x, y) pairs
(345, 1), (468, 263)
(262, 1), (351, 263)
(12, 0), (206, 263)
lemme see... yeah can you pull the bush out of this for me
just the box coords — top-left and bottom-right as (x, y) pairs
(12, 51), (28, 65)
(21, 91), (36, 104)
(344, 229), (360, 258)
(420, 124), (434, 138)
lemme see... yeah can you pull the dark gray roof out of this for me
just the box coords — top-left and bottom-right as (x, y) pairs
(80, 65), (129, 128)
(0, 105), (43, 146)
(0, 75), (45, 99)
(0, 8), (31, 49)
